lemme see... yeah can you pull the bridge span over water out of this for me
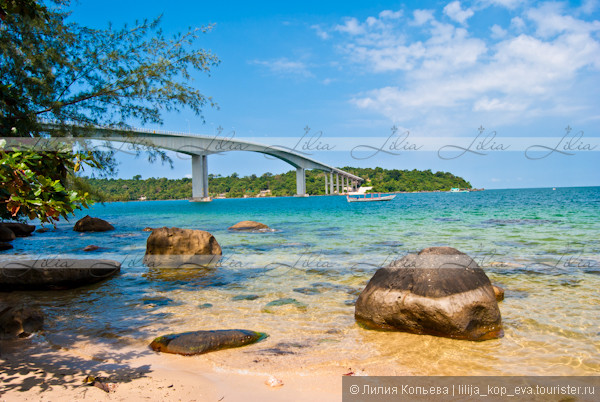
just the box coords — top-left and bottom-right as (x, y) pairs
(43, 124), (364, 201)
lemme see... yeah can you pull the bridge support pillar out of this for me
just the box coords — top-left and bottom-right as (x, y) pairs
(335, 174), (339, 194)
(295, 167), (306, 196)
(329, 172), (334, 195)
(324, 173), (328, 195)
(191, 154), (210, 202)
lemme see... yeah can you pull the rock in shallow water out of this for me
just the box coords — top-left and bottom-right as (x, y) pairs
(262, 298), (307, 314)
(143, 227), (222, 267)
(0, 225), (16, 242)
(228, 221), (271, 232)
(232, 294), (260, 301)
(0, 259), (120, 290)
(492, 285), (505, 302)
(0, 303), (44, 339)
(74, 216), (114, 232)
(1, 223), (35, 237)
(355, 247), (503, 341)
(149, 329), (268, 356)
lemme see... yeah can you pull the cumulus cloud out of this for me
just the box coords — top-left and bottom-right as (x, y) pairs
(490, 24), (507, 39)
(331, 2), (600, 128)
(379, 10), (403, 19)
(335, 18), (365, 35)
(412, 9), (435, 26)
(579, 0), (598, 14)
(526, 3), (600, 37)
(311, 24), (329, 40)
(443, 1), (474, 25)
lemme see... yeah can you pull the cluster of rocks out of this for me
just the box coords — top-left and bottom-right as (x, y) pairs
(142, 220), (271, 268)
(0, 222), (36, 250)
(1, 215), (508, 349)
(0, 216), (118, 339)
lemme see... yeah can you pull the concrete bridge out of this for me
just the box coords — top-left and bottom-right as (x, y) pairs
(42, 123), (364, 201)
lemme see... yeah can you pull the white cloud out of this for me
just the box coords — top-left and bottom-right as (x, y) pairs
(379, 10), (403, 19)
(335, 18), (365, 35)
(510, 16), (526, 30)
(412, 9), (434, 26)
(579, 0), (598, 14)
(490, 24), (507, 39)
(443, 1), (474, 25)
(526, 3), (600, 37)
(251, 58), (313, 77)
(311, 24), (329, 40)
(332, 3), (600, 129)
(473, 97), (527, 112)
(482, 0), (524, 9)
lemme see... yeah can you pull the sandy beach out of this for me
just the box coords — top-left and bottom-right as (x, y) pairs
(1, 335), (345, 401)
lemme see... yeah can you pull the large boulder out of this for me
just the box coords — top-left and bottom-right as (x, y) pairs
(0, 303), (43, 339)
(228, 221), (271, 232)
(0, 259), (120, 291)
(1, 223), (35, 237)
(0, 242), (13, 251)
(73, 215), (114, 232)
(355, 247), (502, 341)
(143, 227), (222, 267)
(0, 225), (16, 242)
(150, 329), (267, 356)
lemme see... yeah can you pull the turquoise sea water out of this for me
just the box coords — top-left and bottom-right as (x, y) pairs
(2, 187), (599, 375)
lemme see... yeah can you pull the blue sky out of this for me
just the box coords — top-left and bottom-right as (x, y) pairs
(69, 0), (599, 188)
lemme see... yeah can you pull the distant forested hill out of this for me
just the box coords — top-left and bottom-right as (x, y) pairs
(84, 168), (472, 201)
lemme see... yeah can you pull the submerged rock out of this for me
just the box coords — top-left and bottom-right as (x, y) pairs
(232, 294), (260, 301)
(1, 223), (35, 237)
(83, 245), (99, 252)
(149, 329), (267, 356)
(293, 287), (321, 295)
(0, 225), (16, 242)
(74, 216), (115, 232)
(143, 227), (222, 267)
(355, 246), (502, 341)
(0, 303), (44, 339)
(228, 221), (271, 232)
(262, 298), (307, 314)
(0, 259), (120, 290)
(0, 242), (13, 251)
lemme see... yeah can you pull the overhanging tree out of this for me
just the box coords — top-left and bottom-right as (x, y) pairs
(0, 0), (219, 222)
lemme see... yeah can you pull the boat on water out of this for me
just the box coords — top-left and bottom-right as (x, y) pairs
(450, 188), (469, 193)
(347, 193), (396, 202)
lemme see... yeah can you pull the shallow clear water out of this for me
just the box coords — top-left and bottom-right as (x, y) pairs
(2, 187), (599, 375)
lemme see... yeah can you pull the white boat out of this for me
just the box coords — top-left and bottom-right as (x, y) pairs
(450, 188), (469, 193)
(347, 193), (396, 202)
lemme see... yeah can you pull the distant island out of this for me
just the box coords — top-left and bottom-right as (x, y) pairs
(83, 168), (472, 201)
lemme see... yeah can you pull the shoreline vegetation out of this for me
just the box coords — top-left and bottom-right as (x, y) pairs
(84, 167), (474, 201)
